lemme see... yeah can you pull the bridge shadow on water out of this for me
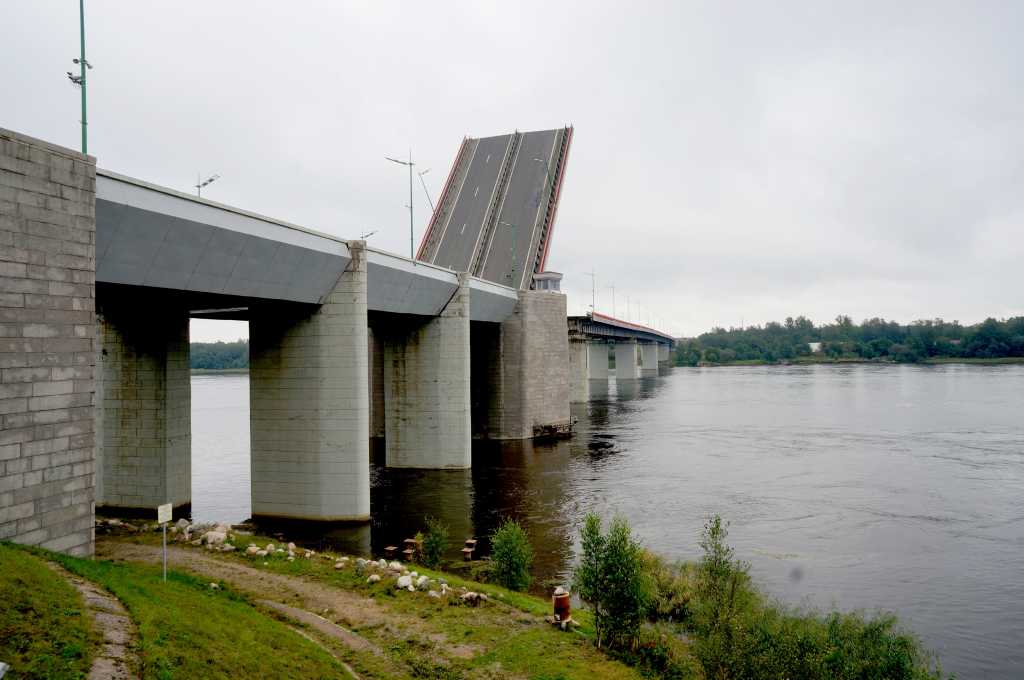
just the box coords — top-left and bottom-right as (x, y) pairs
(252, 374), (671, 589)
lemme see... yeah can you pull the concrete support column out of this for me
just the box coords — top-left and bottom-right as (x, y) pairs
(658, 344), (670, 364)
(614, 340), (641, 380)
(368, 326), (385, 439)
(96, 292), (190, 515)
(640, 343), (660, 377)
(568, 338), (590, 403)
(483, 290), (570, 439)
(249, 241), (370, 521)
(383, 274), (471, 468)
(587, 342), (609, 380)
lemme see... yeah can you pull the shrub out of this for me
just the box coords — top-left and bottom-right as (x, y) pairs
(643, 550), (697, 624)
(421, 517), (448, 569)
(688, 515), (946, 680)
(490, 518), (533, 591)
(573, 513), (652, 650)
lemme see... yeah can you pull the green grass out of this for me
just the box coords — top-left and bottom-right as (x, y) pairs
(35, 547), (354, 680)
(0, 544), (95, 680)
(922, 356), (1024, 365)
(120, 532), (631, 678)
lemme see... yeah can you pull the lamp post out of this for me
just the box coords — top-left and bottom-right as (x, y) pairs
(417, 168), (434, 211)
(66, 0), (92, 154)
(386, 150), (416, 258)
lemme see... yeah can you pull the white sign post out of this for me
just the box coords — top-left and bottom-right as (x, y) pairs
(157, 503), (172, 582)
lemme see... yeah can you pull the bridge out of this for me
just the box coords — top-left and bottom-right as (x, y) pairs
(567, 312), (676, 402)
(0, 128), (573, 555)
(416, 127), (572, 290)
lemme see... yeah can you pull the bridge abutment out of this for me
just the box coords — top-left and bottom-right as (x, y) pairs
(96, 289), (191, 517)
(381, 274), (472, 468)
(248, 242), (370, 521)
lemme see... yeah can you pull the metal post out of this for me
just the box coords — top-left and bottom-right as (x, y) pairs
(78, 0), (87, 154)
(162, 523), (167, 581)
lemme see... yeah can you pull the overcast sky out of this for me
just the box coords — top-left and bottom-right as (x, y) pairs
(4, 1), (1022, 342)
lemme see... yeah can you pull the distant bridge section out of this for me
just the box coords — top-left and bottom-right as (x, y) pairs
(567, 312), (676, 402)
(416, 127), (572, 290)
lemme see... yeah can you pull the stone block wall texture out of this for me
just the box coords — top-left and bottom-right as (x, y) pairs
(249, 241), (370, 520)
(383, 274), (471, 468)
(0, 128), (97, 556)
(96, 288), (190, 512)
(485, 290), (570, 439)
(568, 338), (589, 403)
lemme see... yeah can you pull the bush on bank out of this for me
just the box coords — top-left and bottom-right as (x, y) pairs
(490, 518), (534, 591)
(573, 514), (947, 679)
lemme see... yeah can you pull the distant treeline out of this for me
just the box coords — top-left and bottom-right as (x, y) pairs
(675, 316), (1024, 366)
(191, 340), (248, 370)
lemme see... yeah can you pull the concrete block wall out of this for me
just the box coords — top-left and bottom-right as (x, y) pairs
(0, 128), (96, 556)
(568, 338), (589, 403)
(382, 274), (471, 468)
(484, 290), (571, 439)
(249, 241), (370, 521)
(96, 289), (190, 514)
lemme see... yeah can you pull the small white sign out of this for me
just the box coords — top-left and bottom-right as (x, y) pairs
(157, 503), (172, 524)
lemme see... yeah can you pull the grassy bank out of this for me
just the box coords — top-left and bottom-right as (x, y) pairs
(106, 529), (638, 679)
(0, 544), (95, 679)
(5, 543), (353, 680)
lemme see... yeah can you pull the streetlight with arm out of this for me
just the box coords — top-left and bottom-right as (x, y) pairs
(385, 150), (416, 258)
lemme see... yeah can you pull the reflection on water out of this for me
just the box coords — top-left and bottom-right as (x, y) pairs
(192, 365), (1024, 678)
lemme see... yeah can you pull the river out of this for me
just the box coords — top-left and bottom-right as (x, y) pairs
(191, 364), (1024, 678)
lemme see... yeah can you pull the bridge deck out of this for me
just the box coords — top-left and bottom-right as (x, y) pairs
(417, 127), (572, 290)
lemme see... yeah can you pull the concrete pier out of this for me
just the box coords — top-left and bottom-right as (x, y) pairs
(568, 338), (589, 403)
(640, 342), (660, 377)
(614, 340), (640, 380)
(382, 274), (471, 468)
(587, 342), (609, 380)
(0, 129), (97, 555)
(248, 242), (370, 521)
(96, 290), (190, 516)
(481, 290), (570, 439)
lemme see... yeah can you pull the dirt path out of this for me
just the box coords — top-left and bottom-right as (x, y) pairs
(98, 540), (396, 631)
(47, 562), (139, 680)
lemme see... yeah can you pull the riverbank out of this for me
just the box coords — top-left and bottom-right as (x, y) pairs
(691, 355), (1024, 367)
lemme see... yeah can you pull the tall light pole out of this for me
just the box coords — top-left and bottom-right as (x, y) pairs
(586, 270), (596, 313)
(66, 0), (92, 154)
(386, 150), (415, 258)
(195, 173), (219, 197)
(607, 285), (616, 317)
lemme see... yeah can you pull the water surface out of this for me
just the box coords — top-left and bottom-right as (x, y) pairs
(191, 365), (1024, 678)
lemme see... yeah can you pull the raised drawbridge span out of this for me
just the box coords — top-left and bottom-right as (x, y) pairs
(416, 127), (572, 290)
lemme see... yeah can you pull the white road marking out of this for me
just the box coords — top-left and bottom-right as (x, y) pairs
(461, 222), (466, 234)
(473, 186), (479, 197)
(485, 154), (491, 163)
